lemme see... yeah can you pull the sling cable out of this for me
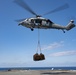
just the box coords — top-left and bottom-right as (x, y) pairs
(33, 29), (45, 61)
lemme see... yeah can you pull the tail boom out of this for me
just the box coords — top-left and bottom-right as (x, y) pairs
(66, 20), (75, 31)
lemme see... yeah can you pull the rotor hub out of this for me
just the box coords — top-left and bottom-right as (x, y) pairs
(36, 15), (42, 18)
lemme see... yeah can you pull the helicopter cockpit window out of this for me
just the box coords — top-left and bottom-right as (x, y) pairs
(31, 19), (34, 23)
(26, 19), (28, 21)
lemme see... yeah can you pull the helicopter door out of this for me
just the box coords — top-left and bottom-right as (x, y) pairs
(42, 20), (52, 26)
(42, 20), (49, 26)
(42, 21), (46, 25)
(35, 19), (42, 25)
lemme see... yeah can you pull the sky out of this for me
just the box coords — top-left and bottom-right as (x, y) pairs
(0, 0), (76, 67)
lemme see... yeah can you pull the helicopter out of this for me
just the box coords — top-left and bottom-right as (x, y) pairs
(14, 0), (75, 33)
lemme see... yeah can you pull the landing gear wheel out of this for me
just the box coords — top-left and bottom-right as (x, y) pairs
(63, 30), (65, 33)
(31, 28), (34, 31)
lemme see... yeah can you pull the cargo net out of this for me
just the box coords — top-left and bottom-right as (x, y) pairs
(33, 29), (45, 61)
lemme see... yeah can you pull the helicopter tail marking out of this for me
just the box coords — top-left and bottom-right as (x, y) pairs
(66, 20), (75, 30)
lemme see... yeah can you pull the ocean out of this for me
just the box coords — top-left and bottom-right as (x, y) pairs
(0, 67), (76, 71)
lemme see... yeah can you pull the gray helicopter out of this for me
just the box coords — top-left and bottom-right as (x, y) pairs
(14, 0), (75, 33)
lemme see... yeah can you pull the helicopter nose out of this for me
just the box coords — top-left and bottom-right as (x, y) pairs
(18, 23), (21, 25)
(18, 22), (24, 25)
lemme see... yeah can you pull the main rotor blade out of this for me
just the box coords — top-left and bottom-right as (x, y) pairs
(15, 18), (26, 22)
(43, 3), (69, 15)
(14, 0), (37, 16)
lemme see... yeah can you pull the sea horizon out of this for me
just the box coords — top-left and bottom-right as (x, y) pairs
(0, 66), (76, 71)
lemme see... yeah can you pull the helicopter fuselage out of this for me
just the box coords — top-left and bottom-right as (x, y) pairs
(18, 17), (67, 31)
(14, 0), (75, 32)
(18, 17), (75, 32)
